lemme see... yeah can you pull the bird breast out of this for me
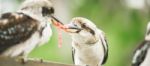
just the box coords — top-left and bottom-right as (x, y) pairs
(73, 40), (105, 65)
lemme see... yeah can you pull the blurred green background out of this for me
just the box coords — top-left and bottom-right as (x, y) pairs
(0, 0), (150, 66)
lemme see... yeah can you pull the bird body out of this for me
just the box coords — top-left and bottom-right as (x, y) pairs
(132, 22), (150, 66)
(72, 30), (106, 66)
(0, 0), (61, 58)
(65, 17), (108, 66)
(0, 12), (46, 57)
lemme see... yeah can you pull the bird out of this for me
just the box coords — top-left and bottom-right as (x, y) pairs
(132, 22), (150, 66)
(0, 0), (63, 58)
(65, 17), (108, 66)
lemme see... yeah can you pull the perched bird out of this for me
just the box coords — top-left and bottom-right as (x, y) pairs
(132, 22), (150, 66)
(0, 0), (62, 58)
(65, 17), (108, 66)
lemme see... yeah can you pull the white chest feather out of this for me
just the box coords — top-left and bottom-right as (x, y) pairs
(73, 40), (104, 66)
(38, 23), (52, 46)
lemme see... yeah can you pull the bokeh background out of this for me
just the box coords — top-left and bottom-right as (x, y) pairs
(0, 0), (150, 66)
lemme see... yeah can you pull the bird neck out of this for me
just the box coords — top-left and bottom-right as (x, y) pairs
(72, 35), (99, 45)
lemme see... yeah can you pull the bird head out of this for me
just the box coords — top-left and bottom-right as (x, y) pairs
(145, 22), (150, 41)
(18, 0), (63, 25)
(65, 17), (99, 44)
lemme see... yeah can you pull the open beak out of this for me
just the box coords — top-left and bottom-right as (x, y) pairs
(65, 23), (82, 33)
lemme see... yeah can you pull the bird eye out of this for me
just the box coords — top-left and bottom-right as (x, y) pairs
(81, 23), (86, 28)
(50, 7), (54, 14)
(42, 7), (54, 16)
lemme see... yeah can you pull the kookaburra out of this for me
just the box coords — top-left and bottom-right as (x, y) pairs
(0, 0), (62, 58)
(132, 22), (150, 66)
(65, 17), (108, 66)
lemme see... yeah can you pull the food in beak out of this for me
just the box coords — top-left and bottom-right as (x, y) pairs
(50, 16), (67, 31)
(50, 15), (82, 33)
(50, 17), (81, 33)
(50, 16), (66, 48)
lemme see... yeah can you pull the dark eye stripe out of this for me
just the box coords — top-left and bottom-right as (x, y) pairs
(81, 23), (86, 28)
(81, 23), (95, 35)
(89, 28), (95, 35)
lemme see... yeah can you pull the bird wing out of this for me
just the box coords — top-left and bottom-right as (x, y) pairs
(132, 41), (150, 66)
(99, 31), (108, 64)
(0, 12), (38, 53)
(72, 47), (75, 64)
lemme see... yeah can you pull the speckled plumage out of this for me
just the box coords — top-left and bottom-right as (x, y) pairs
(0, 0), (55, 57)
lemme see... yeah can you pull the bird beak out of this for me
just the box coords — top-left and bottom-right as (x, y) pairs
(50, 15), (64, 25)
(50, 15), (68, 32)
(65, 23), (82, 33)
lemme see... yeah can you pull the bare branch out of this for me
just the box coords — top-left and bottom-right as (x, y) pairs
(0, 56), (78, 66)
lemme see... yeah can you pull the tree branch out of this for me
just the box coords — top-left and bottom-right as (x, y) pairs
(0, 56), (78, 66)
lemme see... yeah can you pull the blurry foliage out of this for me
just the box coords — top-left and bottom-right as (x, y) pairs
(72, 0), (149, 66)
